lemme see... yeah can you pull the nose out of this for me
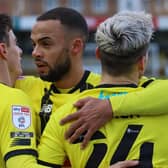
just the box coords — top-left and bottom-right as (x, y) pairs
(32, 46), (42, 58)
(17, 46), (23, 58)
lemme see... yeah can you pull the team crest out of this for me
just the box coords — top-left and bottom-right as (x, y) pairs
(12, 105), (31, 130)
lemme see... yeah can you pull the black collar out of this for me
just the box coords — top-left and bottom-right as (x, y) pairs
(51, 70), (91, 93)
(95, 83), (138, 88)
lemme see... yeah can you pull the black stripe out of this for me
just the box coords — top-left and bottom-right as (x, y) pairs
(73, 131), (106, 144)
(85, 143), (107, 168)
(110, 125), (143, 164)
(4, 149), (38, 161)
(40, 108), (52, 134)
(141, 79), (154, 88)
(40, 86), (53, 134)
(38, 159), (61, 168)
(11, 138), (30, 146)
(138, 142), (153, 168)
(69, 70), (92, 93)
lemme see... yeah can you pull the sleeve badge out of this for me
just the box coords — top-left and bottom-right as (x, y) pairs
(12, 105), (31, 130)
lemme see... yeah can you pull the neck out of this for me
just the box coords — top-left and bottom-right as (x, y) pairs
(100, 71), (139, 86)
(54, 63), (85, 89)
(9, 72), (18, 87)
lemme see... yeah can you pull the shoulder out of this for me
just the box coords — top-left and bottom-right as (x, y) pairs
(15, 75), (44, 85)
(86, 71), (100, 86)
(139, 76), (156, 87)
(15, 75), (51, 91)
(89, 71), (100, 79)
(0, 84), (30, 103)
(0, 84), (32, 121)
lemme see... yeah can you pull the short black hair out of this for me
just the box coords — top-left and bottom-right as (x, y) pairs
(37, 7), (89, 42)
(0, 14), (12, 45)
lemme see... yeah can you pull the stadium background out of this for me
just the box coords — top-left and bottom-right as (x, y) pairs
(1, 0), (168, 77)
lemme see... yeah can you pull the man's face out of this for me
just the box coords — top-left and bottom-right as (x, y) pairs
(7, 30), (23, 78)
(31, 20), (71, 82)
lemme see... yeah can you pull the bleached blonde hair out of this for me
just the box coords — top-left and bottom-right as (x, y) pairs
(95, 11), (153, 56)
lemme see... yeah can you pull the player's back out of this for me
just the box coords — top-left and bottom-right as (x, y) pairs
(105, 114), (168, 167)
(38, 86), (168, 168)
(67, 114), (168, 167)
(69, 87), (168, 167)
(68, 87), (168, 167)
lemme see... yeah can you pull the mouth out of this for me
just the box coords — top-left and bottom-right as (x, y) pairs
(35, 62), (46, 67)
(35, 61), (48, 73)
(35, 59), (48, 66)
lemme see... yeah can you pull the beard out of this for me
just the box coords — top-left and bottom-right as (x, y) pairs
(40, 49), (71, 82)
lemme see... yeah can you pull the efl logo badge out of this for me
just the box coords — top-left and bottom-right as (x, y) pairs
(12, 106), (31, 130)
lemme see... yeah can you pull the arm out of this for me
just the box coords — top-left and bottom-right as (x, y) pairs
(6, 155), (50, 168)
(60, 79), (168, 148)
(2, 89), (42, 168)
(112, 79), (168, 116)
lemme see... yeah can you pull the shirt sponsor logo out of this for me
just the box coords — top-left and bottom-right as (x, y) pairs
(12, 105), (31, 130)
(41, 104), (53, 113)
(98, 90), (128, 99)
(11, 132), (33, 138)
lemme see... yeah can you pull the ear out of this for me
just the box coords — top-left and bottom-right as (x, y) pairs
(0, 43), (8, 59)
(138, 55), (146, 77)
(71, 38), (83, 55)
(95, 47), (101, 60)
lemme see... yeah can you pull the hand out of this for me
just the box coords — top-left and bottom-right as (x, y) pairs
(109, 160), (139, 168)
(60, 97), (113, 149)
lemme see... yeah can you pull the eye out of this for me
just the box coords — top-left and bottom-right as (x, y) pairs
(42, 41), (49, 46)
(31, 41), (36, 48)
(41, 41), (51, 47)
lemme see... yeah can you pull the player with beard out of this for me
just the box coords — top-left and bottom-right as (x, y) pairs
(14, 7), (100, 167)
(15, 7), (100, 143)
